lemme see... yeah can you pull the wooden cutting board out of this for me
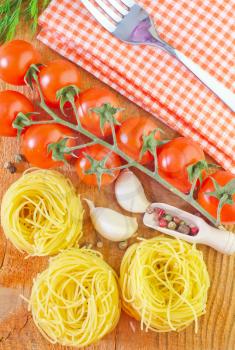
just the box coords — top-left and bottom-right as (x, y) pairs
(0, 27), (234, 350)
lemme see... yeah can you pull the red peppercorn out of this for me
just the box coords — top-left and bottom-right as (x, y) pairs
(155, 208), (165, 218)
(173, 216), (181, 225)
(159, 218), (168, 228)
(190, 226), (199, 236)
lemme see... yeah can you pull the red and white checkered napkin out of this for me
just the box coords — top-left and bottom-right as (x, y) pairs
(38, 0), (235, 172)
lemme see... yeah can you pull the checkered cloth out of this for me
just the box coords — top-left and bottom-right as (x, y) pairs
(38, 0), (235, 172)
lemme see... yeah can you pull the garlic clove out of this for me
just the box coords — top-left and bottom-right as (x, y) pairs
(115, 170), (151, 213)
(84, 198), (138, 242)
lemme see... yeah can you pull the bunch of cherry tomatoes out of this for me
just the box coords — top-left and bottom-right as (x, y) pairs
(0, 40), (234, 224)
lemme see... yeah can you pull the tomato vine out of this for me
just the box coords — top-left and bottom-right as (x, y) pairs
(13, 69), (222, 226)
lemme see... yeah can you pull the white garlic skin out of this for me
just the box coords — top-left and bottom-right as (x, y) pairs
(115, 170), (150, 213)
(84, 199), (138, 242)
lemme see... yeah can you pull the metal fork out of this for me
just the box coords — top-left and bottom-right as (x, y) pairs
(81, 0), (235, 112)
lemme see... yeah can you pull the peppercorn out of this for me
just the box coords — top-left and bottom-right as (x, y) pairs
(164, 214), (172, 222)
(190, 227), (199, 236)
(167, 221), (177, 230)
(119, 241), (128, 250)
(4, 161), (12, 169)
(146, 206), (154, 214)
(155, 208), (165, 218)
(15, 154), (26, 163)
(178, 224), (190, 235)
(159, 218), (168, 228)
(4, 162), (17, 174)
(173, 216), (181, 225)
(96, 241), (103, 248)
(8, 165), (17, 174)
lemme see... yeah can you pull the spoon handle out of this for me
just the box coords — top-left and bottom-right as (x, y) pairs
(200, 225), (235, 255)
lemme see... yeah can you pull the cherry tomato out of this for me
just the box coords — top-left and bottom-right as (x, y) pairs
(0, 90), (34, 137)
(198, 170), (235, 224)
(75, 144), (121, 187)
(116, 116), (161, 164)
(39, 59), (81, 107)
(77, 87), (123, 138)
(0, 40), (40, 85)
(157, 137), (205, 193)
(22, 124), (76, 169)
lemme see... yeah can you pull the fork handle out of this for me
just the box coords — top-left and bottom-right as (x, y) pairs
(173, 50), (235, 112)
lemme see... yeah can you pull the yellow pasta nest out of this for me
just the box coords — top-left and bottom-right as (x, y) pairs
(120, 236), (210, 333)
(28, 248), (121, 347)
(1, 169), (83, 256)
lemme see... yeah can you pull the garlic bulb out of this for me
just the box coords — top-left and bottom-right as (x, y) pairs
(115, 170), (151, 213)
(84, 199), (138, 242)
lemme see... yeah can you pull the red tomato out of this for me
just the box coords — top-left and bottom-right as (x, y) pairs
(39, 59), (81, 107)
(0, 90), (34, 137)
(0, 40), (40, 85)
(117, 116), (161, 164)
(198, 171), (235, 224)
(75, 144), (121, 187)
(22, 124), (76, 169)
(158, 137), (205, 193)
(77, 87), (123, 138)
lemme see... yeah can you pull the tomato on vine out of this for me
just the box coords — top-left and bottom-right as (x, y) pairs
(157, 137), (205, 193)
(76, 87), (123, 138)
(39, 59), (81, 107)
(0, 40), (40, 85)
(22, 124), (77, 169)
(75, 144), (122, 187)
(0, 90), (35, 137)
(117, 116), (161, 165)
(197, 170), (235, 224)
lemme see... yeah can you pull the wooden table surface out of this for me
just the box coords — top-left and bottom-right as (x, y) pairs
(0, 26), (234, 350)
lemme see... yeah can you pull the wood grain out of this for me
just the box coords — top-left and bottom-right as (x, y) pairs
(0, 25), (234, 350)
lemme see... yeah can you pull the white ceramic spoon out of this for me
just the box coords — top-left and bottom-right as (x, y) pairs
(143, 203), (235, 255)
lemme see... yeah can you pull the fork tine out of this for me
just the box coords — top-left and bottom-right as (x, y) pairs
(120, 0), (135, 7)
(81, 0), (116, 32)
(94, 0), (123, 22)
(106, 0), (129, 15)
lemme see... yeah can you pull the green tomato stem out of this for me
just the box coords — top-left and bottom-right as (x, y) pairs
(33, 78), (218, 226)
(30, 120), (55, 126)
(111, 163), (135, 172)
(189, 176), (198, 199)
(110, 120), (117, 146)
(33, 73), (45, 103)
(66, 140), (97, 152)
(70, 99), (81, 127)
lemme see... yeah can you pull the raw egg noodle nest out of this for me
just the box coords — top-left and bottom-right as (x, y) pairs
(1, 168), (83, 256)
(120, 236), (210, 333)
(28, 248), (121, 347)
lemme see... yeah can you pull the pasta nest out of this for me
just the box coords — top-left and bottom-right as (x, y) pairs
(119, 236), (210, 333)
(28, 248), (121, 347)
(1, 169), (83, 256)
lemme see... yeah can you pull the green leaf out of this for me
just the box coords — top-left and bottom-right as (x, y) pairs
(187, 160), (220, 198)
(24, 63), (44, 89)
(83, 152), (114, 190)
(47, 138), (69, 163)
(56, 85), (80, 115)
(223, 179), (235, 195)
(0, 0), (50, 44)
(210, 177), (223, 195)
(187, 160), (216, 184)
(139, 129), (167, 170)
(90, 103), (122, 135)
(12, 112), (35, 136)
